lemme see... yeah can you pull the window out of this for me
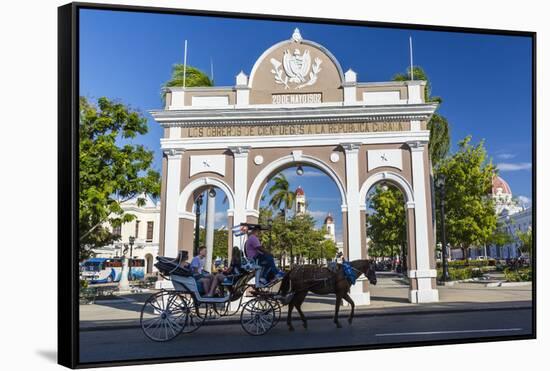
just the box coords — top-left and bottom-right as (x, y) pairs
(112, 225), (121, 237)
(135, 220), (140, 238)
(146, 221), (154, 242)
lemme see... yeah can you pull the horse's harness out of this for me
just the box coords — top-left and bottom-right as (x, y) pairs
(296, 262), (365, 291)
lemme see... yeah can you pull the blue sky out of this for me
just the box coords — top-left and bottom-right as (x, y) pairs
(80, 9), (533, 241)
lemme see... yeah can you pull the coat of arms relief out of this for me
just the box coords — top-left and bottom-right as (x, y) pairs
(270, 28), (322, 90)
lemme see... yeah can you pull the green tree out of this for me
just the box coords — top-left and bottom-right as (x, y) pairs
(267, 173), (296, 221)
(366, 185), (407, 266)
(516, 228), (532, 257)
(259, 212), (333, 268)
(368, 240), (398, 259)
(435, 136), (497, 259)
(315, 236), (338, 263)
(79, 97), (160, 260)
(489, 225), (513, 258)
(393, 66), (450, 166)
(198, 228), (229, 259)
(161, 64), (213, 102)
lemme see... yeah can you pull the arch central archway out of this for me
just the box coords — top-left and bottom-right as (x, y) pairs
(246, 154), (348, 217)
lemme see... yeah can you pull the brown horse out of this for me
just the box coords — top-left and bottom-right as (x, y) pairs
(278, 259), (377, 331)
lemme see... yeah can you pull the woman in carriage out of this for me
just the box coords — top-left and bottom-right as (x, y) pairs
(204, 246), (243, 297)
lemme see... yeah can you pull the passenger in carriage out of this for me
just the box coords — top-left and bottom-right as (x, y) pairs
(204, 246), (243, 297)
(245, 225), (284, 285)
(176, 250), (190, 270)
(190, 245), (213, 296)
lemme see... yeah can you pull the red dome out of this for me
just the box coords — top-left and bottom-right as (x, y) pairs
(492, 175), (512, 195)
(295, 186), (305, 196)
(324, 213), (334, 224)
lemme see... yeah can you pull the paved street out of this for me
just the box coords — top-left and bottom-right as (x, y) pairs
(80, 272), (532, 328)
(78, 273), (533, 364)
(79, 308), (532, 364)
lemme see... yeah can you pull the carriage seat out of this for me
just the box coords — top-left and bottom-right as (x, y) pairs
(154, 256), (193, 277)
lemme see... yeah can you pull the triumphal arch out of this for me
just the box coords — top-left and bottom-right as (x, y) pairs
(151, 29), (439, 304)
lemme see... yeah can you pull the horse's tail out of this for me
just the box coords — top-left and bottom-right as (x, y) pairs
(278, 270), (291, 296)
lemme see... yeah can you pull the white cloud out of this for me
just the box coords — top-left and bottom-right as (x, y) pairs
(284, 171), (327, 180)
(496, 153), (516, 160)
(497, 162), (532, 171)
(517, 195), (531, 205)
(308, 196), (340, 202)
(200, 211), (229, 226)
(306, 210), (332, 219)
(214, 211), (227, 223)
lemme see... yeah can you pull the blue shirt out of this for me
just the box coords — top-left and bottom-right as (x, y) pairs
(190, 255), (205, 274)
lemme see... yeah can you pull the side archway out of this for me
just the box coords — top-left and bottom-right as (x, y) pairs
(177, 177), (236, 218)
(359, 171), (415, 211)
(360, 171), (420, 301)
(176, 176), (236, 262)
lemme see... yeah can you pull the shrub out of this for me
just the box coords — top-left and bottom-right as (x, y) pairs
(504, 267), (532, 282)
(437, 259), (496, 269)
(437, 267), (483, 281)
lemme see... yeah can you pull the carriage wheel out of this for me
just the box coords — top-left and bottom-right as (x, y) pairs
(140, 291), (187, 342)
(240, 298), (276, 336)
(179, 297), (207, 334)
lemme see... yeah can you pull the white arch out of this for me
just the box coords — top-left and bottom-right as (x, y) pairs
(246, 154), (347, 214)
(248, 39), (345, 88)
(359, 171), (415, 210)
(177, 177), (236, 219)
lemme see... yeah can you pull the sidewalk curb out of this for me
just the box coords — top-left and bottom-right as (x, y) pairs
(486, 281), (532, 288)
(80, 304), (532, 332)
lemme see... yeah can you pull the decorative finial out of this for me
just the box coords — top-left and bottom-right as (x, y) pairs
(292, 28), (303, 43)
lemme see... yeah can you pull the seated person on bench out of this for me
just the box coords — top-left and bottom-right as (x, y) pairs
(190, 246), (213, 296)
(245, 225), (284, 284)
(205, 246), (243, 297)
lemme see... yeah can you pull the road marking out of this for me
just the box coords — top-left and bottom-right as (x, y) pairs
(376, 328), (523, 337)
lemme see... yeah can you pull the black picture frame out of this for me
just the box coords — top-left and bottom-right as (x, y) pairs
(58, 2), (536, 368)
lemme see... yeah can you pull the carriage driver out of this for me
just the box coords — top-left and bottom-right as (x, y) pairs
(245, 225), (284, 284)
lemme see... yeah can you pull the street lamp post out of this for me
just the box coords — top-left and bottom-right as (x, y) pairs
(268, 218), (273, 250)
(436, 175), (450, 282)
(505, 215), (514, 259)
(128, 236), (135, 280)
(194, 193), (204, 257)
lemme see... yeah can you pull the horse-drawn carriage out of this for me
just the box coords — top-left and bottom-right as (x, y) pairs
(140, 223), (378, 341)
(140, 232), (284, 341)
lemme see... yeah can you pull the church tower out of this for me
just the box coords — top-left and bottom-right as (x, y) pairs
(324, 213), (336, 242)
(295, 186), (306, 215)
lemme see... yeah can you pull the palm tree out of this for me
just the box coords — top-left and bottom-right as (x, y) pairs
(393, 66), (450, 167)
(161, 64), (213, 102)
(268, 173), (296, 222)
